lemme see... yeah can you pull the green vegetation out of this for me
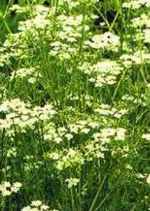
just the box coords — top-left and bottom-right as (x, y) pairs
(0, 0), (150, 210)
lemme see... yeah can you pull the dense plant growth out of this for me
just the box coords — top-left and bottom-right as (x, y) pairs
(0, 0), (150, 210)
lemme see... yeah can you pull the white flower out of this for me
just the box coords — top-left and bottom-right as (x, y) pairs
(0, 104), (9, 113)
(31, 200), (42, 207)
(122, 0), (150, 9)
(122, 1), (141, 9)
(0, 181), (22, 197)
(30, 208), (39, 211)
(41, 205), (49, 210)
(88, 32), (120, 50)
(115, 128), (126, 141)
(65, 133), (73, 140)
(11, 182), (22, 193)
(65, 178), (80, 188)
(21, 206), (31, 211)
(142, 133), (150, 140)
(146, 175), (150, 184)
(101, 128), (116, 138)
(143, 29), (150, 43)
(22, 201), (49, 211)
(81, 128), (90, 134)
(0, 181), (11, 197)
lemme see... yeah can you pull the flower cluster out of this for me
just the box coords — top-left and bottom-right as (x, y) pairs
(65, 178), (80, 189)
(80, 59), (123, 87)
(142, 133), (150, 140)
(18, 5), (50, 31)
(0, 0), (150, 210)
(0, 181), (22, 197)
(94, 104), (128, 119)
(0, 98), (56, 131)
(86, 32), (120, 50)
(21, 200), (55, 211)
(10, 66), (41, 84)
(123, 0), (150, 9)
(120, 51), (150, 66)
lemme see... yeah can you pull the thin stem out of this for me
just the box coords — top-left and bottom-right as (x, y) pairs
(89, 175), (107, 211)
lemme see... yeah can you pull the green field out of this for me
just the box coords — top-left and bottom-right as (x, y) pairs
(0, 0), (150, 210)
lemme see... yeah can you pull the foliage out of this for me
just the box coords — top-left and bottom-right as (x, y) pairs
(0, 0), (150, 210)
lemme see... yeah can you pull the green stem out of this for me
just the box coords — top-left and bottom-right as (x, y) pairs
(89, 175), (107, 211)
